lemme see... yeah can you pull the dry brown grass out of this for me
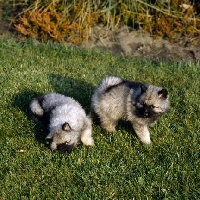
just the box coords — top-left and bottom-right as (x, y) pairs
(2, 0), (200, 43)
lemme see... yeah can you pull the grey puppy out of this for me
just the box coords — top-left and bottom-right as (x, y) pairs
(90, 76), (170, 144)
(30, 93), (94, 152)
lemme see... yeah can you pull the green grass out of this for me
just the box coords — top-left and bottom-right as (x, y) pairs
(0, 36), (199, 200)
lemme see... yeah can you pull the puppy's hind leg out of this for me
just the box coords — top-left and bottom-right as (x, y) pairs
(100, 118), (118, 133)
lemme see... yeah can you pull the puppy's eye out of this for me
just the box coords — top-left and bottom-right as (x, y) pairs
(151, 105), (155, 108)
(65, 139), (71, 144)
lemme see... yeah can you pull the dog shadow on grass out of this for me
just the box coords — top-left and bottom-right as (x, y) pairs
(12, 75), (139, 147)
(48, 73), (95, 114)
(12, 89), (47, 143)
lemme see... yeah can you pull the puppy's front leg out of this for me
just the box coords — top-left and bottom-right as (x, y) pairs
(132, 122), (152, 145)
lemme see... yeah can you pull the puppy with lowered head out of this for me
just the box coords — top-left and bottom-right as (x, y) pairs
(30, 93), (94, 152)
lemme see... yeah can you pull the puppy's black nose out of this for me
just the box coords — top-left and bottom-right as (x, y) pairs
(45, 138), (53, 145)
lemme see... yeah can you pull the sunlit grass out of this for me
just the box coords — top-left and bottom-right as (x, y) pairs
(0, 38), (199, 199)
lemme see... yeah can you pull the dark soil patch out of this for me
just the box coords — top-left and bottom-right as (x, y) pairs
(1, 19), (200, 63)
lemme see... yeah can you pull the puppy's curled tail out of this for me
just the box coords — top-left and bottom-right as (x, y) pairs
(97, 76), (123, 94)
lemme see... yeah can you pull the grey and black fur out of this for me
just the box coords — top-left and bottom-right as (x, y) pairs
(90, 76), (170, 144)
(30, 93), (94, 152)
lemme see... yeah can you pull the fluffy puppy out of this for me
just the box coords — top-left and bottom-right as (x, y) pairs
(30, 93), (94, 152)
(90, 76), (170, 144)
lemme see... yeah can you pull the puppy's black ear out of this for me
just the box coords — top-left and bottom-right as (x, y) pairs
(158, 89), (168, 99)
(140, 84), (147, 94)
(62, 122), (71, 131)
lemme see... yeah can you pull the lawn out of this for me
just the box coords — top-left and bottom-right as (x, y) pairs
(0, 36), (199, 199)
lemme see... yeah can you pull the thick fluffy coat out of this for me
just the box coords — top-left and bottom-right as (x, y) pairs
(30, 93), (94, 152)
(90, 76), (170, 144)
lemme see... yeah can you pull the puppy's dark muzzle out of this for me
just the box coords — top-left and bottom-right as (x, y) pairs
(45, 138), (53, 145)
(45, 138), (75, 153)
(57, 143), (75, 153)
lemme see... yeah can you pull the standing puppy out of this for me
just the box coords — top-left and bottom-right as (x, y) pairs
(30, 93), (94, 152)
(90, 76), (170, 144)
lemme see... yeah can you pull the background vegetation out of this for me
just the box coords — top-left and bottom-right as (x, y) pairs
(0, 0), (200, 43)
(0, 1), (199, 199)
(0, 36), (199, 199)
